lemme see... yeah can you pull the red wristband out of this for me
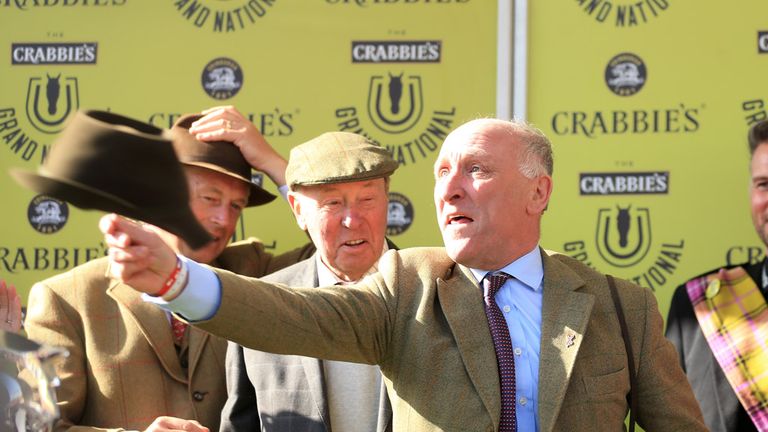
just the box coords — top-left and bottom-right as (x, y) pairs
(155, 257), (182, 297)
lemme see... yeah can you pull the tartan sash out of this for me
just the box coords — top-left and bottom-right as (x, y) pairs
(686, 267), (768, 431)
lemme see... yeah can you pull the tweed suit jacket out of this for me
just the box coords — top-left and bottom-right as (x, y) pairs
(220, 254), (392, 432)
(197, 247), (707, 432)
(665, 260), (764, 432)
(25, 239), (314, 432)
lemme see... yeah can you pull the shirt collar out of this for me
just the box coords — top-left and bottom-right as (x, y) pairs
(316, 241), (390, 286)
(469, 245), (544, 292)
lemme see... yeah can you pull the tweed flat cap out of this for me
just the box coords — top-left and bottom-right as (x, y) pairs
(285, 132), (398, 189)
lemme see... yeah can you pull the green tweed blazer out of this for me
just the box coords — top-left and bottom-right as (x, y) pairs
(25, 239), (314, 432)
(199, 247), (707, 432)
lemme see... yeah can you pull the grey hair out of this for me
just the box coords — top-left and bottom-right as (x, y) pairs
(491, 118), (554, 178)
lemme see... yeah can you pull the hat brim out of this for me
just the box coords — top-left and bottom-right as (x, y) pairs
(182, 161), (277, 207)
(9, 168), (213, 249)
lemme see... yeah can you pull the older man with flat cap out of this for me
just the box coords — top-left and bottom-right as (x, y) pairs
(24, 112), (313, 432)
(221, 132), (397, 432)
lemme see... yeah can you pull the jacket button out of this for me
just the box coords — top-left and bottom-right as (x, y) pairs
(193, 391), (206, 401)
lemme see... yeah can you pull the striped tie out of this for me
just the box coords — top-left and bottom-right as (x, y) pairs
(483, 272), (516, 432)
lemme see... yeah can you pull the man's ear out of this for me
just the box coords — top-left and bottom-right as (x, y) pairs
(287, 192), (308, 231)
(527, 174), (553, 215)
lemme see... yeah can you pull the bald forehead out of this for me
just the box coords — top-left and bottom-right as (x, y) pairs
(438, 119), (519, 159)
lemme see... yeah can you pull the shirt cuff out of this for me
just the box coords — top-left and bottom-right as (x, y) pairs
(142, 255), (221, 321)
(278, 184), (289, 201)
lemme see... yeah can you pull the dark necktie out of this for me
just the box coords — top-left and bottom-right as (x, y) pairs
(483, 272), (517, 432)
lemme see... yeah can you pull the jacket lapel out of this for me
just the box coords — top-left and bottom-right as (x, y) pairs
(537, 251), (595, 432)
(437, 264), (501, 429)
(292, 257), (331, 429)
(187, 325), (209, 380)
(107, 282), (187, 383)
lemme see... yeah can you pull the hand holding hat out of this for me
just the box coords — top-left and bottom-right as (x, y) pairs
(188, 105), (288, 188)
(171, 111), (276, 207)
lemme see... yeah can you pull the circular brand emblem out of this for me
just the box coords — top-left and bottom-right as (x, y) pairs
(27, 195), (68, 234)
(604, 53), (646, 96)
(201, 57), (243, 100)
(387, 192), (414, 236)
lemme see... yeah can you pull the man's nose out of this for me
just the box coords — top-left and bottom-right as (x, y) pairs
(341, 206), (362, 229)
(209, 204), (231, 226)
(436, 170), (464, 203)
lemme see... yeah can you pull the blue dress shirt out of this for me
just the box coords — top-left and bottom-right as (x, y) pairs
(469, 245), (544, 432)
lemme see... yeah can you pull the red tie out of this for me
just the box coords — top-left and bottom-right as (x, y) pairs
(171, 315), (187, 346)
(483, 272), (517, 432)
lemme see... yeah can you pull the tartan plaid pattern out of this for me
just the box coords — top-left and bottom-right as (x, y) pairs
(686, 267), (768, 431)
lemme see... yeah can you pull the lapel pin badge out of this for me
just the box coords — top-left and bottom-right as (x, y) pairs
(566, 333), (576, 348)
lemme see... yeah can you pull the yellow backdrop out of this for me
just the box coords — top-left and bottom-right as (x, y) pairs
(0, 1), (498, 300)
(530, 0), (768, 315)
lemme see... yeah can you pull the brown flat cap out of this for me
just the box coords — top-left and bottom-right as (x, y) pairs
(171, 114), (276, 207)
(9, 110), (212, 249)
(286, 132), (398, 189)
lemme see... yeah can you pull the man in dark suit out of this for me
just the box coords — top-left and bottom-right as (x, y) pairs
(221, 132), (396, 432)
(101, 118), (707, 431)
(666, 119), (768, 432)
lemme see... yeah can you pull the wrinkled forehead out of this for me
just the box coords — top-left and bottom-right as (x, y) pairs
(294, 177), (387, 197)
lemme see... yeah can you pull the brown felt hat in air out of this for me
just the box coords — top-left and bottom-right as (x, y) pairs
(285, 132), (398, 190)
(170, 113), (276, 207)
(9, 110), (213, 249)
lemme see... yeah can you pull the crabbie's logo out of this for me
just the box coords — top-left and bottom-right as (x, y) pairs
(574, 0), (670, 27)
(334, 72), (456, 166)
(173, 0), (277, 33)
(605, 53), (646, 96)
(579, 172), (669, 195)
(27, 195), (68, 234)
(1, 0), (125, 9)
(352, 41), (441, 63)
(387, 192), (414, 236)
(201, 57), (243, 100)
(562, 204), (685, 292)
(12, 43), (97, 65)
(551, 53), (702, 137)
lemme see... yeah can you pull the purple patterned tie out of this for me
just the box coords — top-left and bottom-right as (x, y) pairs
(483, 272), (517, 432)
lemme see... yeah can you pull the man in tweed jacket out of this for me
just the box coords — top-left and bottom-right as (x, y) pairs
(25, 109), (313, 432)
(102, 118), (708, 431)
